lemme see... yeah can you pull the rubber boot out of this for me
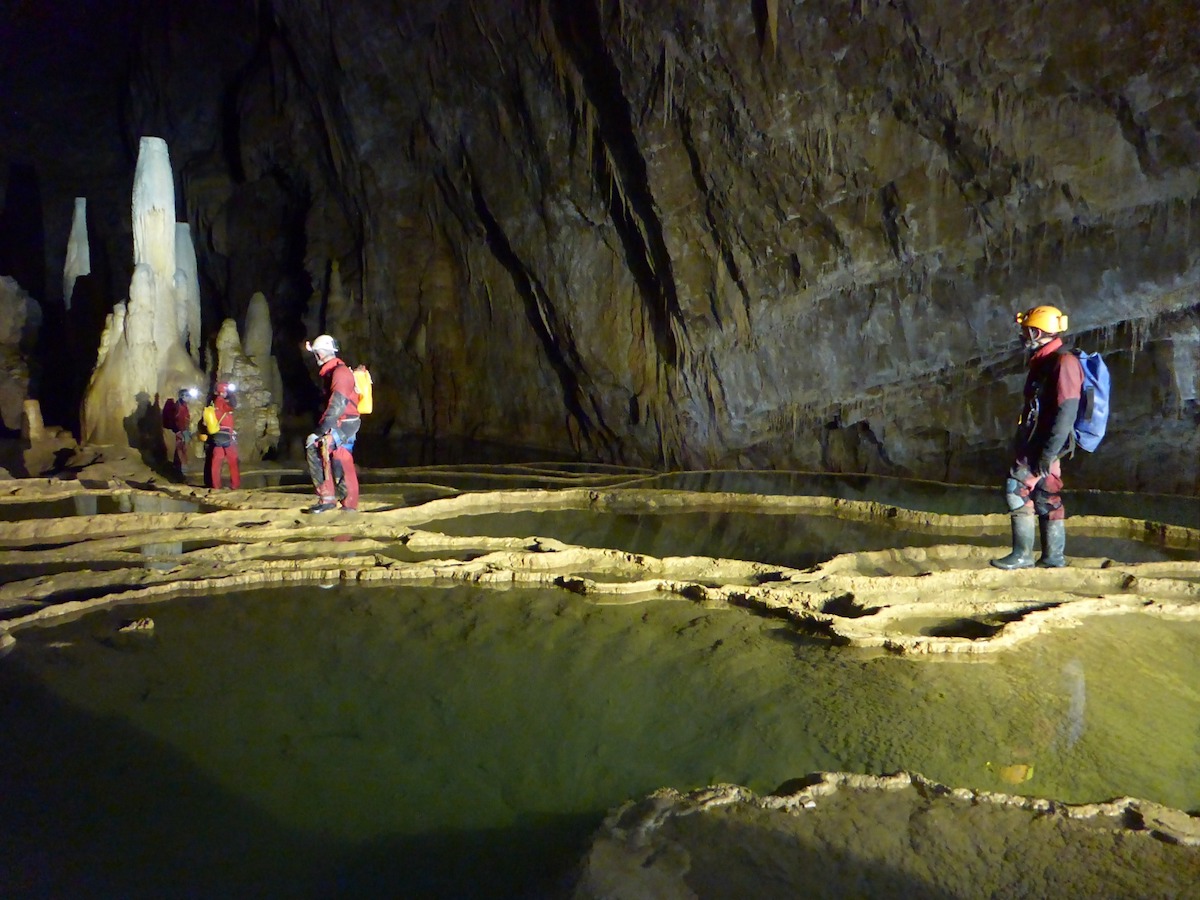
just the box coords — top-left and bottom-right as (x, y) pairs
(1037, 517), (1067, 568)
(991, 515), (1036, 569)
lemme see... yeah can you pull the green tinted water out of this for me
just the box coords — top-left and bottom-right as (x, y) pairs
(3, 585), (1198, 897)
(422, 509), (1194, 568)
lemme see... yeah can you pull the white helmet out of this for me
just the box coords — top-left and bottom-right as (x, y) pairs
(306, 334), (338, 355)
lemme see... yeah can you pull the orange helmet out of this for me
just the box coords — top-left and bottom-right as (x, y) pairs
(1015, 305), (1068, 334)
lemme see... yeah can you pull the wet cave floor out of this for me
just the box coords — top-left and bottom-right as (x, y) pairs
(1, 458), (1198, 897)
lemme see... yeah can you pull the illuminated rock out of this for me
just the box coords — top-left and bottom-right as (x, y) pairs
(0, 275), (41, 431)
(213, 316), (280, 462)
(62, 197), (90, 309)
(173, 223), (202, 362)
(80, 137), (204, 450)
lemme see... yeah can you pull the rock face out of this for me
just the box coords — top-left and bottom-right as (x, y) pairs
(0, 276), (42, 432)
(4, 1), (1200, 491)
(212, 0), (1200, 492)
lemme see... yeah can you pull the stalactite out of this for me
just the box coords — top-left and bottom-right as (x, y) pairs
(766, 0), (779, 58)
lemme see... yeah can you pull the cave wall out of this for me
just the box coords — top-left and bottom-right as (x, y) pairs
(2, 0), (1198, 491)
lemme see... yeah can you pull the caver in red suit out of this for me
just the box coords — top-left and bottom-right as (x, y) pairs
(208, 382), (241, 490)
(304, 334), (359, 513)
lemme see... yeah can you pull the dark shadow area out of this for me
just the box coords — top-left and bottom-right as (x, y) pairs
(0, 655), (330, 898)
(0, 161), (46, 302)
(323, 813), (593, 899)
(662, 806), (961, 900)
(923, 617), (1005, 640)
(61, 268), (114, 434)
(0, 647), (599, 899)
(123, 391), (167, 472)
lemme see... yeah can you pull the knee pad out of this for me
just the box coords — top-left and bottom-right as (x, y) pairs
(1032, 490), (1061, 518)
(1003, 478), (1027, 512)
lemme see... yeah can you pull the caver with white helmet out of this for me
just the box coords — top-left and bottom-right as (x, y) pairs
(304, 334), (360, 513)
(306, 334), (339, 360)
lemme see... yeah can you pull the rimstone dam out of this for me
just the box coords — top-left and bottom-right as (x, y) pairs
(1, 2), (1199, 897)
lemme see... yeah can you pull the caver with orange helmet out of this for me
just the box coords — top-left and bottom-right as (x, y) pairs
(992, 304), (1084, 571)
(1015, 305), (1068, 350)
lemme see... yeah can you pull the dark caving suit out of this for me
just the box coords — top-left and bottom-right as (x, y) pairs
(162, 395), (191, 475)
(307, 356), (360, 511)
(995, 335), (1083, 568)
(1007, 336), (1083, 520)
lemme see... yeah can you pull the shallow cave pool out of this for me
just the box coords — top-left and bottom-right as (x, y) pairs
(0, 467), (1198, 897)
(3, 582), (1200, 897)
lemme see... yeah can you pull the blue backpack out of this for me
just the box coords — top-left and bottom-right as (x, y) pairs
(1068, 349), (1111, 452)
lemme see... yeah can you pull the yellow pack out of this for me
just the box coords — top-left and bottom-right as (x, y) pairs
(202, 405), (220, 434)
(353, 366), (373, 415)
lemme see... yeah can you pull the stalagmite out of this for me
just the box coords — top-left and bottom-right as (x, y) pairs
(62, 197), (90, 309)
(213, 316), (280, 462)
(243, 291), (283, 406)
(174, 223), (202, 362)
(81, 137), (204, 449)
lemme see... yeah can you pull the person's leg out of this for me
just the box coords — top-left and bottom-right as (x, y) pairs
(305, 434), (336, 512)
(1033, 461), (1066, 567)
(305, 436), (326, 494)
(991, 461), (1038, 569)
(210, 445), (224, 489)
(332, 447), (358, 510)
(228, 445), (241, 489)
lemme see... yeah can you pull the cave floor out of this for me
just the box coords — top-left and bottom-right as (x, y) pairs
(1, 449), (1198, 897)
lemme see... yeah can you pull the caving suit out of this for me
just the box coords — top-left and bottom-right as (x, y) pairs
(307, 356), (360, 510)
(208, 393), (241, 490)
(1005, 337), (1083, 521)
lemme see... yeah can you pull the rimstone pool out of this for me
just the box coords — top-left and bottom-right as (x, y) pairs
(1, 465), (1198, 897)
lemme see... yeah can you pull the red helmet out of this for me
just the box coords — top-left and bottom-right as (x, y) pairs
(217, 381), (237, 393)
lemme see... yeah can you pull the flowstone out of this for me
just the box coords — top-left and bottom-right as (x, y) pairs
(0, 462), (1196, 893)
(573, 774), (1200, 899)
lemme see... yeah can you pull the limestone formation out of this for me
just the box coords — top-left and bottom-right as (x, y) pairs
(0, 275), (41, 431)
(0, 459), (1196, 894)
(80, 137), (204, 450)
(243, 291), (283, 405)
(213, 316), (280, 461)
(574, 774), (1200, 898)
(62, 197), (90, 309)
(8, 2), (1200, 490)
(173, 223), (202, 362)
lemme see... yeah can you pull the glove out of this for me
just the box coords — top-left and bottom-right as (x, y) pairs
(1034, 455), (1054, 480)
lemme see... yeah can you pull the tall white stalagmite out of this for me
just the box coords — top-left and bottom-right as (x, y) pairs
(81, 136), (204, 449)
(132, 136), (179, 354)
(63, 197), (91, 309)
(132, 137), (176, 277)
(174, 223), (202, 361)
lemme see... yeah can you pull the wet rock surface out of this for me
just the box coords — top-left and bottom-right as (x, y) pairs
(1, 455), (1198, 894)
(575, 773), (1200, 899)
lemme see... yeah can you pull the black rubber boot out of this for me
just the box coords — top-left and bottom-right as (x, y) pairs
(991, 515), (1037, 569)
(1037, 517), (1067, 567)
